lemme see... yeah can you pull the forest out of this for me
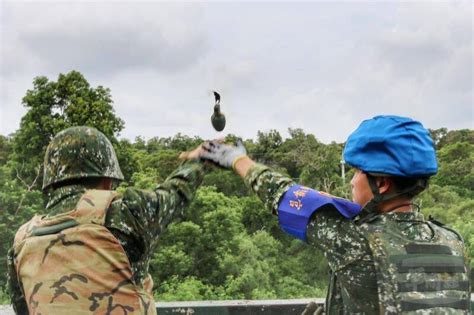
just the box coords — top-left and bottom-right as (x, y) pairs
(1, 71), (472, 303)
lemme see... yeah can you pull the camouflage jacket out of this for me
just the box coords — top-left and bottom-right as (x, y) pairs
(7, 160), (204, 314)
(244, 163), (469, 314)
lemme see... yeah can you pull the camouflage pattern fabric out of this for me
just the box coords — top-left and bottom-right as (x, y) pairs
(42, 126), (124, 190)
(244, 163), (470, 314)
(361, 213), (470, 314)
(8, 160), (204, 314)
(12, 190), (156, 315)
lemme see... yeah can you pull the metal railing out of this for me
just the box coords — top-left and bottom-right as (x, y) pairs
(0, 299), (324, 315)
(2, 297), (474, 314)
(156, 299), (324, 314)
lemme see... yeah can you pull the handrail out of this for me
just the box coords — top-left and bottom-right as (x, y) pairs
(2, 297), (473, 315)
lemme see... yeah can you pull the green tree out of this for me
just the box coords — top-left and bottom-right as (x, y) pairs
(114, 138), (139, 183)
(151, 221), (204, 281)
(158, 133), (203, 152)
(202, 169), (249, 197)
(298, 142), (343, 192)
(251, 130), (282, 165)
(269, 129), (344, 192)
(430, 128), (474, 149)
(240, 195), (278, 235)
(0, 163), (44, 288)
(432, 142), (474, 197)
(429, 128), (448, 149)
(156, 276), (216, 301)
(0, 135), (12, 166)
(220, 232), (279, 299)
(12, 71), (124, 185)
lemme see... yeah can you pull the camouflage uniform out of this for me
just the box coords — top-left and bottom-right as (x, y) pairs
(8, 160), (204, 314)
(245, 163), (470, 314)
(7, 127), (205, 314)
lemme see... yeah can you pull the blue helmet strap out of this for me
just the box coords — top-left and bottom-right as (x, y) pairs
(355, 174), (427, 225)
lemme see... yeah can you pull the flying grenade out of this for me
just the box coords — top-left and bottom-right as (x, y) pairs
(211, 91), (226, 132)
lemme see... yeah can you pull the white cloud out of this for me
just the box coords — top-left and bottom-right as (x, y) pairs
(2, 2), (208, 76)
(1, 1), (472, 142)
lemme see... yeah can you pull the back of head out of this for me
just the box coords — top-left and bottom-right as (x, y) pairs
(42, 126), (124, 191)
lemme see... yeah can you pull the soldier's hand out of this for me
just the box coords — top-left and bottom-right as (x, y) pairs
(200, 140), (247, 169)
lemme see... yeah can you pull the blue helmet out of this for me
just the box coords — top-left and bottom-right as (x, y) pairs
(343, 115), (437, 177)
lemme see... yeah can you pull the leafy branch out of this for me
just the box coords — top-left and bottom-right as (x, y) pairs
(15, 163), (42, 215)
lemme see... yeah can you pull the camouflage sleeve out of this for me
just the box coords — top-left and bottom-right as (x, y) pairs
(307, 211), (379, 311)
(245, 163), (378, 311)
(153, 159), (205, 230)
(106, 160), (204, 247)
(244, 163), (294, 214)
(307, 210), (369, 270)
(104, 160), (204, 283)
(245, 163), (369, 270)
(7, 248), (28, 315)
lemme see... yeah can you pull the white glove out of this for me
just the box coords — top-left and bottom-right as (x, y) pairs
(201, 140), (247, 169)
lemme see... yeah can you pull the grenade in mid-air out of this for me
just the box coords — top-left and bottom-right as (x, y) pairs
(211, 91), (226, 132)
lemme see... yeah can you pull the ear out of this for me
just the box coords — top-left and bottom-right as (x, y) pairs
(376, 177), (392, 195)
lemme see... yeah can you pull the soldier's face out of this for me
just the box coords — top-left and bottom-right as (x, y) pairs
(350, 169), (373, 206)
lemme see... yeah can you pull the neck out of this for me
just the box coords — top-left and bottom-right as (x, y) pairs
(378, 197), (413, 213)
(96, 178), (113, 190)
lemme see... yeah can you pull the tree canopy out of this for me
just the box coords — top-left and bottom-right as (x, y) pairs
(11, 71), (124, 186)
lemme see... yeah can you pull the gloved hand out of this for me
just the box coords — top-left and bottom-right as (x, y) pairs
(201, 140), (247, 169)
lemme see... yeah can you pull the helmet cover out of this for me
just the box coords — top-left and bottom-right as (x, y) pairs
(343, 115), (437, 177)
(43, 126), (124, 190)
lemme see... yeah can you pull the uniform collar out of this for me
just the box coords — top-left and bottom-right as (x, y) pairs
(46, 185), (87, 214)
(381, 210), (425, 222)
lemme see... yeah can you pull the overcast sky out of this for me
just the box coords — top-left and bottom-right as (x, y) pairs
(1, 1), (472, 143)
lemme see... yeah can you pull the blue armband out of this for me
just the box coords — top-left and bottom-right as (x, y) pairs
(278, 185), (362, 242)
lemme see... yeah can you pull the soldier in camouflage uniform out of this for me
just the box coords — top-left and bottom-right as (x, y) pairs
(185, 115), (471, 314)
(7, 126), (205, 315)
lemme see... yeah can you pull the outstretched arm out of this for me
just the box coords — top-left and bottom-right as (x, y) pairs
(184, 140), (294, 214)
(105, 158), (205, 257)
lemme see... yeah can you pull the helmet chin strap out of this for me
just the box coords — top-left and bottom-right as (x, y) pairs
(355, 174), (428, 225)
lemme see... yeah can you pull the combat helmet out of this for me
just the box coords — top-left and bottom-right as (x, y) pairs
(343, 115), (437, 221)
(42, 126), (124, 190)
(343, 115), (437, 178)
